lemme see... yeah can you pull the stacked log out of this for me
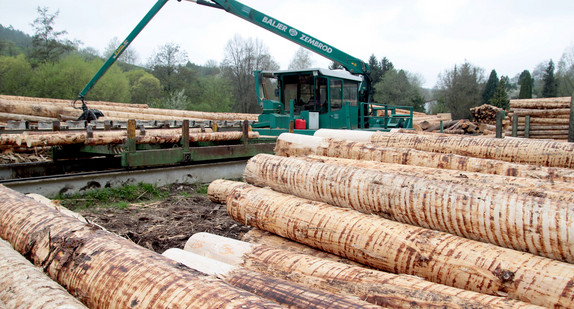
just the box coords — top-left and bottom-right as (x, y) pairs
(0, 185), (284, 308)
(0, 95), (259, 122)
(505, 97), (572, 140)
(275, 133), (574, 182)
(209, 179), (574, 308)
(471, 104), (502, 124)
(175, 231), (539, 308)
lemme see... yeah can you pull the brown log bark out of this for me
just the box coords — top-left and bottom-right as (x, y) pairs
(0, 238), (88, 308)
(0, 94), (150, 109)
(510, 97), (571, 109)
(275, 134), (574, 183)
(0, 185), (283, 308)
(0, 112), (57, 123)
(189, 232), (541, 309)
(241, 229), (367, 267)
(244, 154), (574, 262)
(369, 132), (574, 168)
(214, 180), (574, 308)
(509, 108), (571, 116)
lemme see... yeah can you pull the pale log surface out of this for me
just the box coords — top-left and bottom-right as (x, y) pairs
(189, 231), (541, 308)
(275, 134), (574, 183)
(215, 181), (574, 308)
(0, 185), (283, 308)
(0, 238), (88, 309)
(245, 154), (574, 262)
(369, 132), (574, 168)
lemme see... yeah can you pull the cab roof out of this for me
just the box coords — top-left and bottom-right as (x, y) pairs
(263, 68), (363, 82)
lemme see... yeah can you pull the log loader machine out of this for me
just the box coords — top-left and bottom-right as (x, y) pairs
(74, 0), (414, 135)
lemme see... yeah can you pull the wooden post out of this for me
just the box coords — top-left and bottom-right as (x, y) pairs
(512, 113), (519, 137)
(496, 110), (505, 138)
(525, 115), (531, 138)
(182, 120), (189, 151)
(569, 95), (574, 143)
(127, 119), (136, 153)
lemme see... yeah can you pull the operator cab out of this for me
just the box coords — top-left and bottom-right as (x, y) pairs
(254, 68), (363, 133)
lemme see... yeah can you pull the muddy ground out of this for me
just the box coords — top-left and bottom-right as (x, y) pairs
(77, 183), (252, 254)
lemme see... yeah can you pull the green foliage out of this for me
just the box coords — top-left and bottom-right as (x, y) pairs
(56, 183), (168, 211)
(518, 70), (533, 99)
(373, 69), (425, 112)
(427, 100), (450, 114)
(0, 54), (33, 95)
(126, 69), (161, 104)
(191, 75), (234, 112)
(436, 61), (484, 119)
(542, 60), (557, 98)
(489, 76), (510, 110)
(482, 70), (498, 104)
(29, 7), (75, 64)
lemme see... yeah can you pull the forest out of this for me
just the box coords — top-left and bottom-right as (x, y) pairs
(0, 7), (573, 119)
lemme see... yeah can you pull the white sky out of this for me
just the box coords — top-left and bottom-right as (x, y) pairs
(1, 0), (573, 88)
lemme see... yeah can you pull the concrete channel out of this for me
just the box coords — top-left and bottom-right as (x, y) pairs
(2, 160), (247, 197)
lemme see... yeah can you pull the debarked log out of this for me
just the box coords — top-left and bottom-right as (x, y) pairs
(0, 185), (283, 308)
(211, 180), (574, 308)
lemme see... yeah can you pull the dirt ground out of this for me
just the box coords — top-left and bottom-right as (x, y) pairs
(77, 183), (252, 254)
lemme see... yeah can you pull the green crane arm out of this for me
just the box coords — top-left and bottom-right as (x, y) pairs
(192, 0), (372, 102)
(75, 0), (170, 103)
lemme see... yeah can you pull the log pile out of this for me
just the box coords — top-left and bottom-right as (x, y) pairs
(205, 130), (574, 307)
(471, 104), (502, 124)
(0, 95), (259, 123)
(505, 97), (572, 140)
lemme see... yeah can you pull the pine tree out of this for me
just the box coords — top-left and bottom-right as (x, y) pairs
(482, 69), (498, 104)
(489, 76), (509, 110)
(518, 70), (533, 99)
(542, 60), (557, 97)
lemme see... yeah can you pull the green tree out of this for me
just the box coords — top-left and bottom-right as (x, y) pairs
(148, 42), (189, 94)
(125, 69), (161, 105)
(482, 69), (498, 104)
(29, 7), (74, 64)
(374, 69), (425, 112)
(192, 75), (234, 112)
(542, 60), (557, 97)
(436, 61), (485, 119)
(489, 76), (510, 109)
(518, 70), (533, 99)
(368, 54), (383, 85)
(0, 54), (33, 95)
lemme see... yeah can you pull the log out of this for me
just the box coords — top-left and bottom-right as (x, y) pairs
(0, 112), (57, 123)
(241, 229), (367, 267)
(244, 154), (574, 262)
(163, 248), (381, 309)
(185, 232), (541, 309)
(510, 97), (572, 109)
(0, 94), (150, 109)
(470, 104), (502, 124)
(0, 238), (88, 308)
(0, 185), (283, 308)
(302, 155), (574, 202)
(369, 131), (574, 168)
(212, 180), (574, 308)
(509, 108), (571, 116)
(275, 134), (574, 183)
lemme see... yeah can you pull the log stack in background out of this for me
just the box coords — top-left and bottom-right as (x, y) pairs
(505, 97), (572, 140)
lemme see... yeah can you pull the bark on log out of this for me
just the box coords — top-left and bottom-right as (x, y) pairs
(0, 185), (283, 308)
(275, 134), (574, 183)
(509, 108), (571, 116)
(510, 97), (572, 108)
(244, 154), (574, 262)
(212, 180), (574, 308)
(0, 94), (150, 109)
(0, 112), (57, 123)
(369, 132), (574, 168)
(164, 248), (381, 309)
(184, 232), (541, 309)
(0, 238), (88, 309)
(302, 155), (574, 202)
(241, 229), (367, 267)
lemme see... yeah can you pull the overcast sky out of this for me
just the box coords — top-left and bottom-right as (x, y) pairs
(1, 0), (573, 88)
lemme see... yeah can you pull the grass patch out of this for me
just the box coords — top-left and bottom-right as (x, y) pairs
(56, 183), (169, 211)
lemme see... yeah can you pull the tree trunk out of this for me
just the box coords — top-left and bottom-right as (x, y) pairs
(509, 109), (571, 116)
(244, 154), (574, 263)
(212, 180), (574, 308)
(0, 185), (283, 309)
(163, 248), (381, 309)
(184, 232), (540, 309)
(275, 134), (574, 183)
(0, 112), (57, 123)
(0, 238), (87, 309)
(369, 132), (574, 168)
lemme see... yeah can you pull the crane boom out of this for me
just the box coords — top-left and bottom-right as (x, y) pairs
(192, 0), (372, 101)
